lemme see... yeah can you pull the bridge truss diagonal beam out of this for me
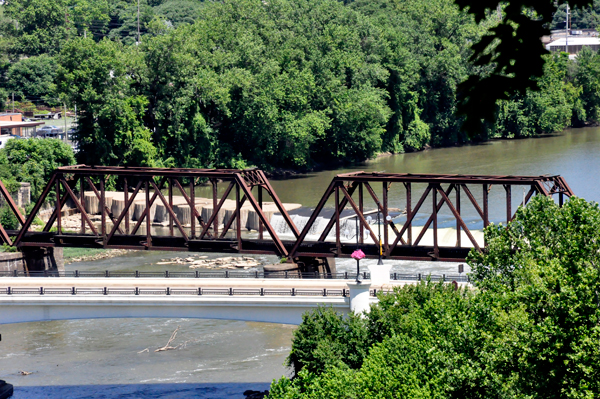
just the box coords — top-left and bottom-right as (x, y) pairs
(288, 172), (574, 261)
(12, 166), (300, 258)
(1, 167), (575, 263)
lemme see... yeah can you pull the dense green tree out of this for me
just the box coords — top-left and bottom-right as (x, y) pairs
(0, 204), (19, 230)
(42, 0), (600, 171)
(143, 0), (392, 169)
(0, 138), (75, 202)
(350, 0), (485, 148)
(270, 196), (600, 399)
(269, 281), (511, 399)
(56, 37), (156, 167)
(574, 46), (600, 123)
(4, 54), (56, 102)
(454, 0), (594, 134)
(286, 307), (370, 377)
(552, 1), (600, 30)
(468, 196), (600, 397)
(70, 0), (111, 40)
(1, 0), (70, 56)
(153, 0), (204, 27)
(106, 0), (155, 44)
(0, 0), (111, 56)
(491, 53), (581, 138)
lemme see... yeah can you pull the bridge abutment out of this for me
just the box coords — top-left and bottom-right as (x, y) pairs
(21, 247), (64, 275)
(294, 257), (336, 276)
(0, 252), (26, 274)
(264, 257), (336, 278)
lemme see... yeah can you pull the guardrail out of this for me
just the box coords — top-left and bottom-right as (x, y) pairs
(0, 286), (357, 297)
(0, 270), (470, 282)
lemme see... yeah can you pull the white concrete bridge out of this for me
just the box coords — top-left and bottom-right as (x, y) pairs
(0, 278), (389, 325)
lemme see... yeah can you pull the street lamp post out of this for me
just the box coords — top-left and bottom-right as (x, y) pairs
(355, 215), (361, 282)
(377, 210), (383, 265)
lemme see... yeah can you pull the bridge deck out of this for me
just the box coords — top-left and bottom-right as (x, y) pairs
(0, 277), (408, 290)
(0, 277), (468, 325)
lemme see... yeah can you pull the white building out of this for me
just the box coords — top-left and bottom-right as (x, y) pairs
(546, 37), (600, 54)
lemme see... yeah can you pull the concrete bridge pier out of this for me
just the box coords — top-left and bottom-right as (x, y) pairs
(347, 281), (372, 315)
(264, 257), (337, 278)
(293, 256), (336, 275)
(21, 247), (64, 275)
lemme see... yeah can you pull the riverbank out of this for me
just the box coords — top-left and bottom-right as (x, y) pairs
(263, 129), (584, 179)
(63, 248), (129, 264)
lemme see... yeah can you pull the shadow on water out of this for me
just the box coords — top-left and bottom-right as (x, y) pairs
(11, 382), (272, 399)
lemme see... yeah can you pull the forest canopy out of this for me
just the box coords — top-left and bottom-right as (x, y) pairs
(0, 0), (598, 171)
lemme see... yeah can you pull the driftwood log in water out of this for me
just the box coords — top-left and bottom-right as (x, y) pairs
(155, 326), (181, 352)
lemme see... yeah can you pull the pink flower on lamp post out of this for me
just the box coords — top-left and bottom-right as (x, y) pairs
(351, 249), (365, 282)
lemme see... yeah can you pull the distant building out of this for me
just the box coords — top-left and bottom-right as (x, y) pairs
(546, 37), (600, 54)
(0, 113), (45, 137)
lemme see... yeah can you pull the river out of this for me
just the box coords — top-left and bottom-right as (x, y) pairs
(2, 126), (600, 398)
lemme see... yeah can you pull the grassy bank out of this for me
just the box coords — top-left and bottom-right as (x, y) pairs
(63, 247), (128, 264)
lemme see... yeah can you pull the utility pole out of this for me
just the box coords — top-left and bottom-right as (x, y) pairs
(66, 104), (69, 143)
(566, 3), (570, 54)
(11, 93), (14, 113)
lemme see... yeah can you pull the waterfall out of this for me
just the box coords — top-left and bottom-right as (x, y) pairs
(269, 214), (326, 236)
(269, 213), (378, 242)
(269, 214), (294, 235)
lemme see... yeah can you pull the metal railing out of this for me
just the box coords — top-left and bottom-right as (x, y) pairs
(0, 270), (470, 282)
(0, 286), (352, 297)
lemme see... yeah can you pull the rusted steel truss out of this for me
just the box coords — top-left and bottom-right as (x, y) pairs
(0, 180), (26, 245)
(287, 172), (574, 262)
(1, 167), (574, 262)
(11, 166), (298, 256)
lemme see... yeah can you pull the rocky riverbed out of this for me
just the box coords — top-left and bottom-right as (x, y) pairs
(64, 249), (130, 264)
(156, 254), (263, 269)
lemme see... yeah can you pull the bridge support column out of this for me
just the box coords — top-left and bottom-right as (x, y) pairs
(294, 256), (337, 277)
(347, 282), (371, 315)
(20, 247), (64, 275)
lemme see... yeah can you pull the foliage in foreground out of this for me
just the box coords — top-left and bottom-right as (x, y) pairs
(0, 138), (75, 202)
(269, 196), (600, 398)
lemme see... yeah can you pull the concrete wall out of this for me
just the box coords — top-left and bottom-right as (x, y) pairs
(0, 182), (30, 209)
(0, 252), (25, 274)
(16, 182), (30, 208)
(0, 296), (353, 325)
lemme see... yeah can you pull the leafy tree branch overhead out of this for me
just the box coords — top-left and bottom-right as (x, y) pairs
(454, 0), (594, 134)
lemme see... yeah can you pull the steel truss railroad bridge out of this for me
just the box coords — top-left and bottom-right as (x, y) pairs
(0, 166), (573, 271)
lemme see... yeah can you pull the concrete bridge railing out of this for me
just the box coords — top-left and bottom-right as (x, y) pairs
(0, 279), (380, 325)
